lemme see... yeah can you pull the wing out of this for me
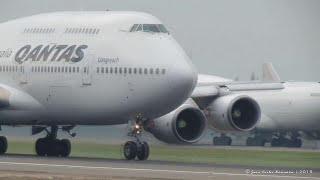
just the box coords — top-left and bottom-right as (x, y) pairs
(191, 63), (284, 108)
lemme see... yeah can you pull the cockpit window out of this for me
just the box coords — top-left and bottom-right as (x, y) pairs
(158, 24), (168, 33)
(136, 24), (142, 31)
(130, 24), (169, 33)
(130, 24), (139, 32)
(143, 24), (160, 33)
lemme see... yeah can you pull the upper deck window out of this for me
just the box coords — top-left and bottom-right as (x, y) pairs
(130, 24), (169, 33)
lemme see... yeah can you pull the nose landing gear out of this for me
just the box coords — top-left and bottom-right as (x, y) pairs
(123, 116), (150, 160)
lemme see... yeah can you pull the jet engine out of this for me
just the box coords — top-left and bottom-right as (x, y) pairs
(144, 98), (206, 144)
(207, 95), (260, 132)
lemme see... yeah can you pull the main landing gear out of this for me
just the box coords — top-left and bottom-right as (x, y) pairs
(123, 115), (150, 160)
(271, 132), (302, 148)
(212, 133), (232, 146)
(35, 126), (71, 157)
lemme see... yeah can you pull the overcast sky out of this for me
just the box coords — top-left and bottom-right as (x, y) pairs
(1, 0), (320, 81)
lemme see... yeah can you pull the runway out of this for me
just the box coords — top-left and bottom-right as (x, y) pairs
(0, 154), (319, 180)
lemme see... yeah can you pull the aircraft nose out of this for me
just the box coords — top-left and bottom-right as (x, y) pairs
(168, 58), (198, 99)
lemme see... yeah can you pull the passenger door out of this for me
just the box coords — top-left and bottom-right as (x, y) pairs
(82, 55), (93, 85)
(19, 63), (28, 84)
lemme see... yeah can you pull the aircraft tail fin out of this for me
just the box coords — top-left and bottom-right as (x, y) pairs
(262, 62), (280, 82)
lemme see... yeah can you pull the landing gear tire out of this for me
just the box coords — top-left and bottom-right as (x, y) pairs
(57, 139), (71, 157)
(36, 139), (72, 157)
(213, 136), (232, 146)
(137, 142), (149, 161)
(35, 138), (47, 156)
(124, 141), (137, 160)
(35, 126), (72, 157)
(0, 136), (7, 155)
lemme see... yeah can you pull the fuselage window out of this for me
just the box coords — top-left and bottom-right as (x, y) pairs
(133, 68), (137, 74)
(97, 67), (99, 73)
(92, 29), (96, 34)
(9, 66), (11, 72)
(110, 67), (113, 74)
(96, 29), (100, 34)
(85, 29), (89, 34)
(0, 66), (2, 72)
(129, 68), (132, 74)
(77, 67), (80, 73)
(101, 67), (104, 73)
(48, 66), (50, 72)
(119, 68), (122, 74)
(54, 67), (56, 72)
(150, 68), (153, 74)
(144, 68), (147, 74)
(124, 68), (127, 74)
(73, 67), (75, 73)
(114, 67), (117, 74)
(37, 66), (40, 72)
(69, 67), (72, 73)
(89, 29), (92, 34)
(156, 68), (159, 74)
(105, 67), (108, 73)
(84, 67), (87, 73)
(62, 66), (65, 73)
(44, 66), (47, 72)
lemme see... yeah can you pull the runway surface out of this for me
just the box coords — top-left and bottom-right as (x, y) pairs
(0, 154), (319, 180)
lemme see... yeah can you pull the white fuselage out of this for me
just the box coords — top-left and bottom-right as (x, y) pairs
(0, 11), (197, 126)
(246, 82), (320, 131)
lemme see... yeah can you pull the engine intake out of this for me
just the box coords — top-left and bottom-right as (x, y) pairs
(207, 95), (260, 132)
(145, 99), (206, 144)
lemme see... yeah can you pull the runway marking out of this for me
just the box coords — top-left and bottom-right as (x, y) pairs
(0, 161), (319, 179)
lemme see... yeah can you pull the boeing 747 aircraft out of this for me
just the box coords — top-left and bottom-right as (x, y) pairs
(0, 11), (197, 160)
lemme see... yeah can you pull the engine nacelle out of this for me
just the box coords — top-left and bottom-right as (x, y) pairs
(206, 95), (260, 132)
(144, 98), (206, 144)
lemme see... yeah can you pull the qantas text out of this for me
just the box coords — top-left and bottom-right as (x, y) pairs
(15, 45), (88, 64)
